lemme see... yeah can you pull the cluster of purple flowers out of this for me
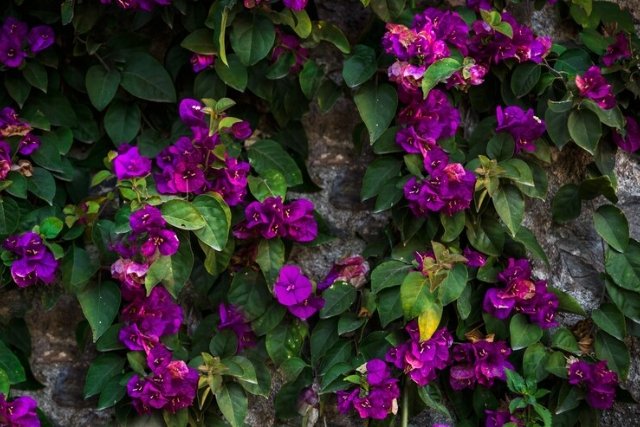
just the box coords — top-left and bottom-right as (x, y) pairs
(336, 359), (400, 420)
(385, 323), (452, 386)
(272, 29), (309, 74)
(602, 33), (631, 67)
(126, 345), (198, 414)
(273, 265), (324, 320)
(191, 54), (215, 73)
(0, 107), (41, 180)
(449, 339), (513, 390)
(575, 66), (615, 110)
(613, 116), (640, 153)
(154, 99), (250, 204)
(484, 409), (523, 427)
(0, 394), (39, 427)
(482, 258), (559, 329)
(495, 106), (546, 154)
(217, 303), (256, 353)
(115, 205), (180, 259)
(3, 231), (58, 288)
(317, 255), (369, 291)
(244, 0), (308, 11)
(233, 196), (317, 243)
(0, 17), (54, 69)
(99, 0), (170, 11)
(568, 359), (618, 410)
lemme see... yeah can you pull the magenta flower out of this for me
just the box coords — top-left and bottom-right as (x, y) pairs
(283, 0), (307, 11)
(463, 247), (486, 268)
(568, 359), (618, 410)
(449, 339), (513, 390)
(230, 121), (252, 140)
(4, 231), (58, 287)
(576, 66), (616, 110)
(271, 29), (309, 74)
(113, 144), (152, 179)
(218, 303), (256, 353)
(0, 393), (40, 427)
(0, 36), (26, 68)
(612, 116), (640, 153)
(130, 205), (166, 234)
(287, 295), (325, 320)
(191, 54), (215, 73)
(100, 0), (171, 11)
(178, 98), (207, 128)
(602, 33), (631, 67)
(111, 258), (148, 301)
(18, 133), (40, 156)
(27, 25), (55, 53)
(141, 229), (180, 257)
(495, 106), (546, 153)
(274, 265), (313, 306)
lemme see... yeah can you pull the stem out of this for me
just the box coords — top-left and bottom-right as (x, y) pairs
(401, 380), (410, 427)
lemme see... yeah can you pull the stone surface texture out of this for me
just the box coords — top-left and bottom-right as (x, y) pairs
(4, 0), (640, 426)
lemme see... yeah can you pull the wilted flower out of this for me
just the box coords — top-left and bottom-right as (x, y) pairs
(318, 255), (370, 291)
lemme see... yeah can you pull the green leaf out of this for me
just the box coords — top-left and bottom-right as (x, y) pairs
(215, 383), (247, 427)
(400, 271), (432, 319)
(487, 133), (515, 161)
(545, 351), (568, 378)
(417, 385), (451, 419)
(514, 226), (549, 265)
(554, 48), (592, 74)
(582, 100), (625, 130)
(605, 240), (640, 293)
(85, 66), (120, 111)
(510, 313), (543, 350)
(593, 204), (628, 252)
(440, 211), (465, 242)
(551, 328), (580, 354)
(0, 370), (9, 395)
(510, 63), (541, 98)
(299, 60), (323, 99)
(579, 176), (617, 203)
(84, 354), (125, 398)
(77, 281), (121, 342)
(161, 200), (206, 230)
(438, 264), (468, 306)
(0, 340), (26, 385)
(62, 245), (99, 293)
(360, 157), (402, 200)
(28, 167), (56, 205)
(266, 321), (307, 365)
(255, 238), (285, 285)
(605, 279), (640, 323)
(248, 140), (303, 186)
(551, 184), (581, 223)
(231, 14), (276, 66)
(181, 28), (216, 54)
(342, 45), (377, 88)
(120, 53), (176, 102)
(500, 158), (535, 187)
(310, 318), (339, 366)
(229, 270), (269, 321)
(0, 197), (20, 236)
(354, 82), (398, 143)
(247, 170), (287, 201)
(319, 282), (357, 318)
(568, 109), (601, 154)
(377, 287), (403, 327)
(421, 58), (461, 97)
(492, 185), (524, 236)
(144, 236), (193, 298)
(97, 375), (126, 410)
(104, 100), (140, 145)
(370, 0), (406, 21)
(23, 62), (48, 93)
(337, 312), (366, 335)
(192, 193), (231, 251)
(215, 54), (248, 92)
(523, 343), (549, 382)
(312, 21), (350, 54)
(5, 75), (31, 107)
(545, 109), (571, 149)
(594, 331), (630, 379)
(371, 260), (411, 294)
(549, 287), (587, 316)
(210, 330), (238, 358)
(592, 303), (626, 340)
(163, 409), (188, 427)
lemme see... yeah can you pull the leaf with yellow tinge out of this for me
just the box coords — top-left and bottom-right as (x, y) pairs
(418, 300), (443, 341)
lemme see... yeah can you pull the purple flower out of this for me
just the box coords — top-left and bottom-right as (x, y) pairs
(497, 258), (531, 284)
(218, 303), (256, 353)
(496, 106), (546, 153)
(612, 116), (640, 153)
(178, 98), (207, 128)
(271, 29), (309, 74)
(191, 54), (215, 73)
(230, 121), (252, 140)
(101, 0), (171, 11)
(336, 388), (359, 414)
(449, 339), (512, 390)
(4, 231), (58, 287)
(0, 36), (26, 68)
(130, 205), (166, 234)
(338, 359), (399, 420)
(485, 409), (522, 427)
(602, 33), (631, 67)
(463, 247), (486, 268)
(283, 0), (307, 11)
(235, 197), (317, 243)
(147, 344), (172, 374)
(18, 133), (40, 156)
(482, 288), (516, 320)
(113, 144), (152, 179)
(27, 25), (55, 53)
(287, 295), (324, 320)
(0, 393), (40, 427)
(2, 18), (28, 40)
(576, 66), (616, 110)
(172, 162), (207, 193)
(274, 265), (313, 306)
(568, 359), (618, 410)
(141, 229), (180, 257)
(318, 255), (370, 291)
(111, 258), (148, 301)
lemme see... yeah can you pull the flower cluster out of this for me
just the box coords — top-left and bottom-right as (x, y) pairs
(0, 17), (54, 68)
(3, 231), (58, 288)
(154, 99), (250, 204)
(568, 360), (618, 410)
(233, 196), (317, 243)
(484, 409), (523, 427)
(273, 265), (324, 320)
(126, 345), (198, 414)
(99, 0), (170, 11)
(336, 359), (400, 420)
(0, 394), (39, 427)
(317, 255), (369, 291)
(0, 107), (42, 180)
(602, 33), (631, 67)
(575, 66), (615, 110)
(113, 144), (152, 180)
(385, 323), (452, 386)
(449, 339), (513, 390)
(217, 303), (256, 353)
(482, 258), (559, 328)
(272, 29), (309, 74)
(115, 205), (179, 259)
(613, 116), (640, 153)
(495, 106), (546, 153)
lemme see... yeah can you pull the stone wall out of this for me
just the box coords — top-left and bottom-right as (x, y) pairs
(4, 0), (639, 426)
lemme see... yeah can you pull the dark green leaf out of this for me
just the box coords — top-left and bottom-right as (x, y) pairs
(104, 101), (140, 145)
(77, 281), (121, 342)
(551, 184), (581, 223)
(248, 140), (303, 186)
(594, 331), (630, 379)
(85, 66), (120, 111)
(605, 240), (640, 293)
(492, 185), (524, 236)
(62, 245), (99, 293)
(215, 383), (247, 427)
(354, 82), (398, 143)
(84, 354), (125, 398)
(0, 340), (26, 385)
(568, 109), (601, 154)
(360, 157), (402, 201)
(181, 29), (216, 54)
(192, 193), (231, 251)
(28, 167), (56, 205)
(215, 54), (248, 92)
(120, 53), (176, 102)
(593, 204), (628, 252)
(255, 238), (285, 285)
(231, 14), (276, 66)
(592, 303), (626, 340)
(342, 45), (377, 88)
(510, 313), (543, 350)
(319, 282), (357, 318)
(511, 63), (541, 98)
